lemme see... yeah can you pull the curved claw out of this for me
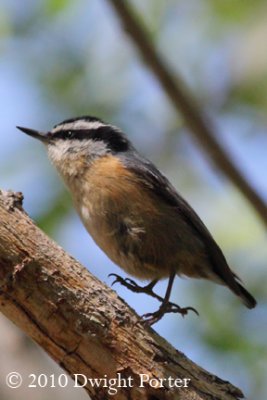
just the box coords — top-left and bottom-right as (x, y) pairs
(108, 274), (142, 291)
(108, 273), (123, 287)
(108, 272), (199, 324)
(108, 273), (119, 279)
(141, 303), (199, 326)
(168, 303), (199, 317)
(185, 306), (199, 316)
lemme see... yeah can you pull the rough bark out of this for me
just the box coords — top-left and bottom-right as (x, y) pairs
(0, 190), (243, 400)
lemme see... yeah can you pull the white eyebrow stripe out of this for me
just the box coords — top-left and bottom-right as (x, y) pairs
(52, 120), (107, 133)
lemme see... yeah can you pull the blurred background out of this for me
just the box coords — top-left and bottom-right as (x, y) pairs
(0, 0), (267, 399)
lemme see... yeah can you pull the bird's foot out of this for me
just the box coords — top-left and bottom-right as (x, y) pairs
(109, 273), (199, 326)
(141, 302), (199, 326)
(109, 273), (159, 298)
(109, 273), (138, 290)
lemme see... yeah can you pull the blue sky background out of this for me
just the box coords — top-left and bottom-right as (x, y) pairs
(1, 1), (267, 399)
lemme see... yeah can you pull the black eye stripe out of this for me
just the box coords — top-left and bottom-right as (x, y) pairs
(53, 130), (78, 139)
(52, 127), (130, 152)
(53, 129), (97, 140)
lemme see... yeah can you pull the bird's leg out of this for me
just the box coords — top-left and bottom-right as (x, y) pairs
(109, 273), (198, 325)
(109, 274), (162, 302)
(142, 273), (199, 326)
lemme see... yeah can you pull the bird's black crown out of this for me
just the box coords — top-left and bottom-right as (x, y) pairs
(51, 116), (131, 153)
(53, 115), (103, 128)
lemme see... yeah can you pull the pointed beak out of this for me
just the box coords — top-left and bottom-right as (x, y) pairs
(16, 126), (51, 143)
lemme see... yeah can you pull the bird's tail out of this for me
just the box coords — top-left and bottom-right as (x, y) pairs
(206, 238), (257, 309)
(234, 281), (257, 309)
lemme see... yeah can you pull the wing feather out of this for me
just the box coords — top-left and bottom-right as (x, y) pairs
(121, 152), (256, 308)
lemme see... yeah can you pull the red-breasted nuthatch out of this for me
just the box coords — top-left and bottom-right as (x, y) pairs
(17, 116), (256, 325)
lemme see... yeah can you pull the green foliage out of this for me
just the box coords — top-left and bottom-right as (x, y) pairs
(1, 0), (267, 398)
(208, 0), (266, 23)
(45, 0), (71, 16)
(0, 7), (11, 40)
(231, 78), (267, 109)
(37, 191), (72, 235)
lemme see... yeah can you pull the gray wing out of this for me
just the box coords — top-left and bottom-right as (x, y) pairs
(122, 152), (256, 308)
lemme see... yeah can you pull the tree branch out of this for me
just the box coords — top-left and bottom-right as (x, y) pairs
(106, 0), (267, 228)
(0, 189), (244, 399)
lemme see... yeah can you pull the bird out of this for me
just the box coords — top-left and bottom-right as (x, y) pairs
(17, 116), (257, 325)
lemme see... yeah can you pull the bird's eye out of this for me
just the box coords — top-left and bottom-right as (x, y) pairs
(66, 131), (73, 139)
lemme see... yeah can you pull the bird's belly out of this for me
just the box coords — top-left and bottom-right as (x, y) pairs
(78, 205), (159, 279)
(74, 190), (208, 282)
